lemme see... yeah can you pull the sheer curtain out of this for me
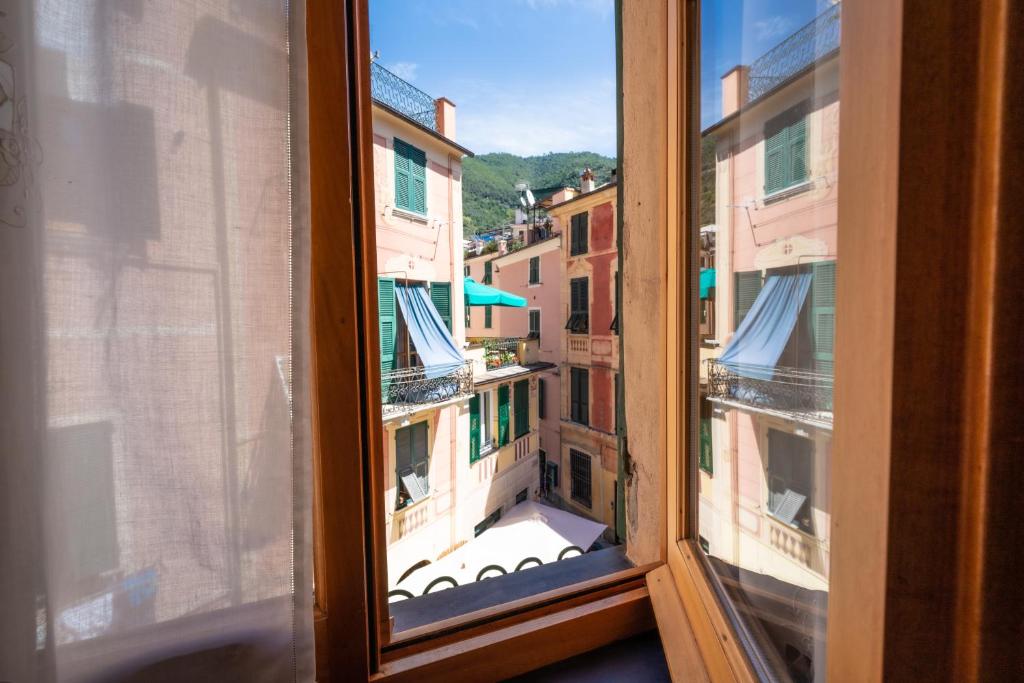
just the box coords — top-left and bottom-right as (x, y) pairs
(0, 2), (313, 680)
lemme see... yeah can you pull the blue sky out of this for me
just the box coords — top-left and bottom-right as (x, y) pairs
(369, 1), (832, 155)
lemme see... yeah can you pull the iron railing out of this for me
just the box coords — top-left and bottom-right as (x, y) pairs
(480, 338), (522, 370)
(747, 3), (841, 102)
(706, 359), (833, 425)
(381, 361), (473, 416)
(370, 61), (438, 131)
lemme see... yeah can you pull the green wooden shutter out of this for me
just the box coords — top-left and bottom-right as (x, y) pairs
(497, 385), (510, 446)
(465, 305), (471, 328)
(580, 369), (589, 426)
(788, 116), (808, 185)
(811, 261), (836, 377)
(469, 394), (481, 463)
(484, 260), (493, 284)
(734, 271), (762, 329)
(514, 379), (529, 438)
(393, 139), (411, 210)
(529, 256), (539, 284)
(378, 277), (396, 394)
(430, 281), (452, 332)
(699, 418), (713, 475)
(409, 143), (427, 214)
(538, 378), (546, 419)
(764, 125), (788, 194)
(579, 212), (588, 253)
(485, 304), (492, 328)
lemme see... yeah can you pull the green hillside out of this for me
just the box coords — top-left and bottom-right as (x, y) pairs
(462, 152), (616, 236)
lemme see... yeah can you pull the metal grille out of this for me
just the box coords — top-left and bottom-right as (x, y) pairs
(480, 337), (522, 370)
(570, 449), (592, 508)
(706, 359), (833, 426)
(370, 61), (438, 131)
(381, 361), (473, 417)
(747, 3), (841, 103)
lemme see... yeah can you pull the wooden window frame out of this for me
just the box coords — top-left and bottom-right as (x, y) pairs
(310, 0), (1023, 680)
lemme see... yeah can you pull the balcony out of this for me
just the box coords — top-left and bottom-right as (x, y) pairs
(381, 361), (473, 418)
(706, 359), (832, 428)
(747, 2), (841, 102)
(370, 61), (438, 131)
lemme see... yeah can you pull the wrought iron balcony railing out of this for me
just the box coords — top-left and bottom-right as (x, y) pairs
(706, 359), (833, 425)
(481, 338), (522, 370)
(381, 361), (473, 417)
(747, 2), (841, 103)
(370, 61), (438, 131)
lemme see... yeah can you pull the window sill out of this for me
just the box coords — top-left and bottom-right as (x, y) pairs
(762, 180), (813, 205)
(392, 207), (429, 224)
(394, 494), (432, 515)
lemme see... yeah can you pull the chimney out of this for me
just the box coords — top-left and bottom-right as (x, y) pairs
(435, 97), (456, 139)
(721, 65), (749, 118)
(580, 167), (596, 193)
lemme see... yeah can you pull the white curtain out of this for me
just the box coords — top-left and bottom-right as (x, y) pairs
(0, 1), (313, 680)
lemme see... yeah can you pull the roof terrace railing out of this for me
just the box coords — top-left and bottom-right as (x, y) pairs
(706, 359), (833, 426)
(747, 2), (841, 103)
(370, 61), (438, 131)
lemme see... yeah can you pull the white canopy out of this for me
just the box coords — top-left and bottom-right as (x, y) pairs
(389, 500), (607, 598)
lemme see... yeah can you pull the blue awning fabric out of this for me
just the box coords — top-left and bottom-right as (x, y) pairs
(396, 283), (465, 379)
(463, 277), (527, 307)
(718, 273), (812, 380)
(700, 268), (716, 300)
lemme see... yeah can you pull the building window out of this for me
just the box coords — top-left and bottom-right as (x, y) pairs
(698, 398), (713, 475)
(528, 309), (541, 340)
(484, 260), (493, 284)
(474, 508), (502, 537)
(570, 367), (589, 426)
(766, 428), (814, 535)
(485, 304), (493, 329)
(545, 460), (559, 491)
(569, 449), (592, 508)
(565, 277), (589, 334)
(465, 305), (471, 328)
(429, 281), (452, 332)
(570, 211), (589, 255)
(514, 379), (530, 438)
(497, 384), (510, 446)
(393, 137), (426, 214)
(529, 256), (540, 284)
(610, 270), (620, 334)
(516, 488), (528, 504)
(734, 270), (762, 329)
(764, 101), (809, 196)
(469, 392), (495, 463)
(538, 377), (546, 419)
(464, 264), (470, 277)
(395, 421), (429, 510)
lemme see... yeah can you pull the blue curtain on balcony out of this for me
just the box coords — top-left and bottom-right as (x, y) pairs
(719, 273), (812, 380)
(396, 283), (465, 379)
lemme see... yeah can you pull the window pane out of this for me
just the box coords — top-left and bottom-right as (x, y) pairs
(694, 2), (840, 681)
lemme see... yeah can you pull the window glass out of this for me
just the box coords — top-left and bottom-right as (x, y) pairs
(694, 3), (839, 681)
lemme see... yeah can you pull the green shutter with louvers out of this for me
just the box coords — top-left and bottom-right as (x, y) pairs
(497, 384), (510, 446)
(788, 116), (808, 185)
(514, 379), (529, 438)
(764, 125), (788, 194)
(538, 378), (546, 419)
(485, 305), (492, 328)
(484, 260), (493, 284)
(734, 271), (762, 329)
(699, 417), (713, 475)
(378, 277), (397, 395)
(810, 260), (836, 378)
(393, 139), (411, 210)
(409, 143), (427, 214)
(469, 394), (481, 463)
(430, 281), (452, 332)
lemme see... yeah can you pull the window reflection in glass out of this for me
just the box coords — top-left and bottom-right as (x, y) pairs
(695, 2), (840, 681)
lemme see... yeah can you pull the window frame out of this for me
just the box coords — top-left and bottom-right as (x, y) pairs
(310, 0), (1021, 679)
(569, 448), (593, 509)
(569, 211), (589, 256)
(528, 255), (541, 284)
(569, 366), (590, 427)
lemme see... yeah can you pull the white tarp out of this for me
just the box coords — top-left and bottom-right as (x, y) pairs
(389, 500), (607, 598)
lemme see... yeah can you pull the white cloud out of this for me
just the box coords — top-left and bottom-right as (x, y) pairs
(387, 61), (419, 82)
(452, 77), (616, 157)
(519, 0), (613, 17)
(753, 16), (793, 41)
